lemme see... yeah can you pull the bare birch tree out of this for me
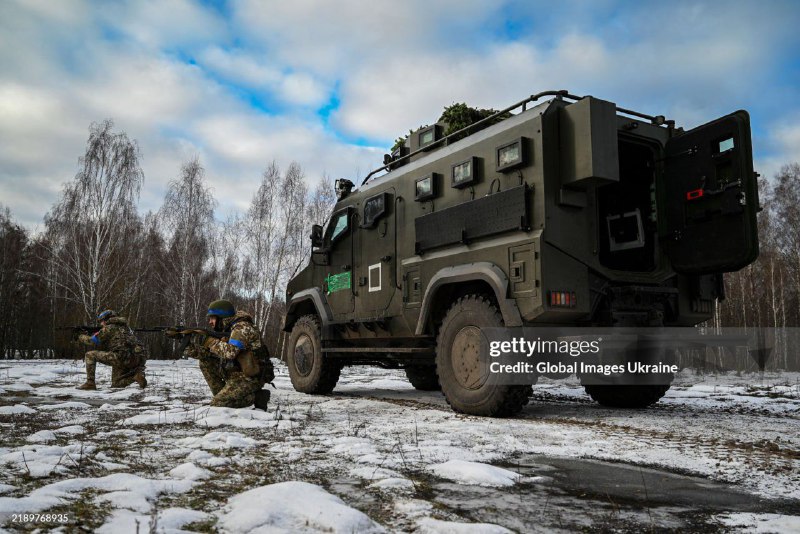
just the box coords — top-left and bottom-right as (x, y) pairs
(39, 119), (144, 321)
(244, 161), (281, 332)
(209, 213), (246, 300)
(158, 157), (215, 325)
(262, 162), (308, 332)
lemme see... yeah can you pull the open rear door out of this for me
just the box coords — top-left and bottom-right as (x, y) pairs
(662, 110), (759, 274)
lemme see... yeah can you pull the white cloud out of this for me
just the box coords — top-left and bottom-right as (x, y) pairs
(231, 0), (498, 74)
(0, 0), (799, 230)
(198, 47), (329, 107)
(95, 0), (227, 50)
(200, 47), (282, 89)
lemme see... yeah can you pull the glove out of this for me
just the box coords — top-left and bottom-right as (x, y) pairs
(203, 336), (217, 350)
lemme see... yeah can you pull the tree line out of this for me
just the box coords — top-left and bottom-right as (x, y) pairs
(0, 120), (798, 370)
(0, 120), (335, 361)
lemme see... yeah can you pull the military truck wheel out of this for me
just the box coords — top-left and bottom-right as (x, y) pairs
(287, 315), (341, 394)
(436, 295), (531, 417)
(404, 366), (441, 391)
(583, 384), (670, 408)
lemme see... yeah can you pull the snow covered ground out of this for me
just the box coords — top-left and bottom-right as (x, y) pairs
(0, 359), (798, 532)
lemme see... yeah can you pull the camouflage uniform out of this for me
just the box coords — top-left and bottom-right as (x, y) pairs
(189, 311), (273, 408)
(78, 316), (147, 389)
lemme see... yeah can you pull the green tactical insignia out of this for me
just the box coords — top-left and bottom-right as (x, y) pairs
(325, 272), (351, 294)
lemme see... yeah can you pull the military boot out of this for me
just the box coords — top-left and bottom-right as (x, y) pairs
(111, 376), (135, 388)
(77, 380), (96, 390)
(134, 369), (147, 389)
(254, 389), (271, 411)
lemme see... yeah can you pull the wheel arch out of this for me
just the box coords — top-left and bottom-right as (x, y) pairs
(282, 288), (332, 334)
(415, 262), (522, 336)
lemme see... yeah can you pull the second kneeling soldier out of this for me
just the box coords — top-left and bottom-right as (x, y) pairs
(77, 309), (147, 390)
(188, 299), (274, 409)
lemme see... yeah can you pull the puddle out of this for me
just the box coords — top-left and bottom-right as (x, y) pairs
(331, 455), (800, 532)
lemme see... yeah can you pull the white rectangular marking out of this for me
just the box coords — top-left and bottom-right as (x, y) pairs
(368, 263), (382, 292)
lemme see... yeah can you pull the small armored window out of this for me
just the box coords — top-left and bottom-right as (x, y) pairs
(415, 173), (439, 201)
(362, 192), (390, 228)
(718, 137), (734, 153)
(496, 137), (528, 172)
(451, 157), (480, 188)
(418, 125), (442, 149)
(328, 209), (349, 244)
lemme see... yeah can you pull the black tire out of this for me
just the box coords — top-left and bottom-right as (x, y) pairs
(436, 295), (531, 417)
(584, 384), (670, 408)
(404, 366), (441, 391)
(286, 315), (341, 394)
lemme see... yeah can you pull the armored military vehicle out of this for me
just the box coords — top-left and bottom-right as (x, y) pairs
(282, 90), (759, 417)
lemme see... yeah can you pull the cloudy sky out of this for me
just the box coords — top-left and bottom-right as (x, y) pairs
(1, 0), (799, 229)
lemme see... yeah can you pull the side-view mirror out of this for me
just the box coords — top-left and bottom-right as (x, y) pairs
(310, 224), (324, 249)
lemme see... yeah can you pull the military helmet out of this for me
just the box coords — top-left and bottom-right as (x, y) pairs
(207, 299), (235, 318)
(97, 309), (116, 321)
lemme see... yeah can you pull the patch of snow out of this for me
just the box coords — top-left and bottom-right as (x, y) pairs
(54, 425), (85, 435)
(369, 478), (415, 491)
(0, 484), (16, 495)
(98, 461), (128, 471)
(2, 383), (34, 392)
(394, 498), (434, 518)
(96, 507), (210, 534)
(350, 466), (403, 481)
(218, 481), (385, 533)
(0, 404), (36, 415)
(186, 449), (230, 467)
(35, 384), (139, 400)
(99, 402), (136, 410)
(0, 473), (199, 514)
(26, 430), (57, 443)
(715, 512), (800, 532)
(0, 443), (97, 478)
(430, 460), (521, 487)
(95, 429), (140, 439)
(175, 431), (257, 450)
(417, 517), (513, 533)
(119, 408), (198, 425)
(168, 462), (211, 481)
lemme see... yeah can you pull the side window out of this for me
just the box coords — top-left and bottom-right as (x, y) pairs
(327, 209), (349, 245)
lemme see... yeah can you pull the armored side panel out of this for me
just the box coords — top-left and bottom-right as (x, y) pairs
(559, 97), (619, 188)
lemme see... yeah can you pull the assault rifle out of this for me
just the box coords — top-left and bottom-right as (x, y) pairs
(57, 325), (100, 332)
(56, 325), (100, 338)
(139, 326), (230, 360)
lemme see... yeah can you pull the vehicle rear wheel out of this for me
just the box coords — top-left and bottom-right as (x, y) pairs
(584, 384), (670, 408)
(286, 315), (341, 394)
(436, 295), (531, 417)
(404, 365), (440, 391)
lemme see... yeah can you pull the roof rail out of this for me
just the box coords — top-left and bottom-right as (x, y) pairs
(361, 89), (670, 186)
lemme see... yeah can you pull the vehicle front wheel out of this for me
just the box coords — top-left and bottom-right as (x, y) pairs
(286, 315), (341, 394)
(436, 295), (531, 417)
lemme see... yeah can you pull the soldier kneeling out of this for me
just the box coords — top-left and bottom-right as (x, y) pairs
(186, 300), (274, 410)
(77, 310), (147, 390)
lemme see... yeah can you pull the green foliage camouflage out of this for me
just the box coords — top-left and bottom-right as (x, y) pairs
(390, 103), (511, 152)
